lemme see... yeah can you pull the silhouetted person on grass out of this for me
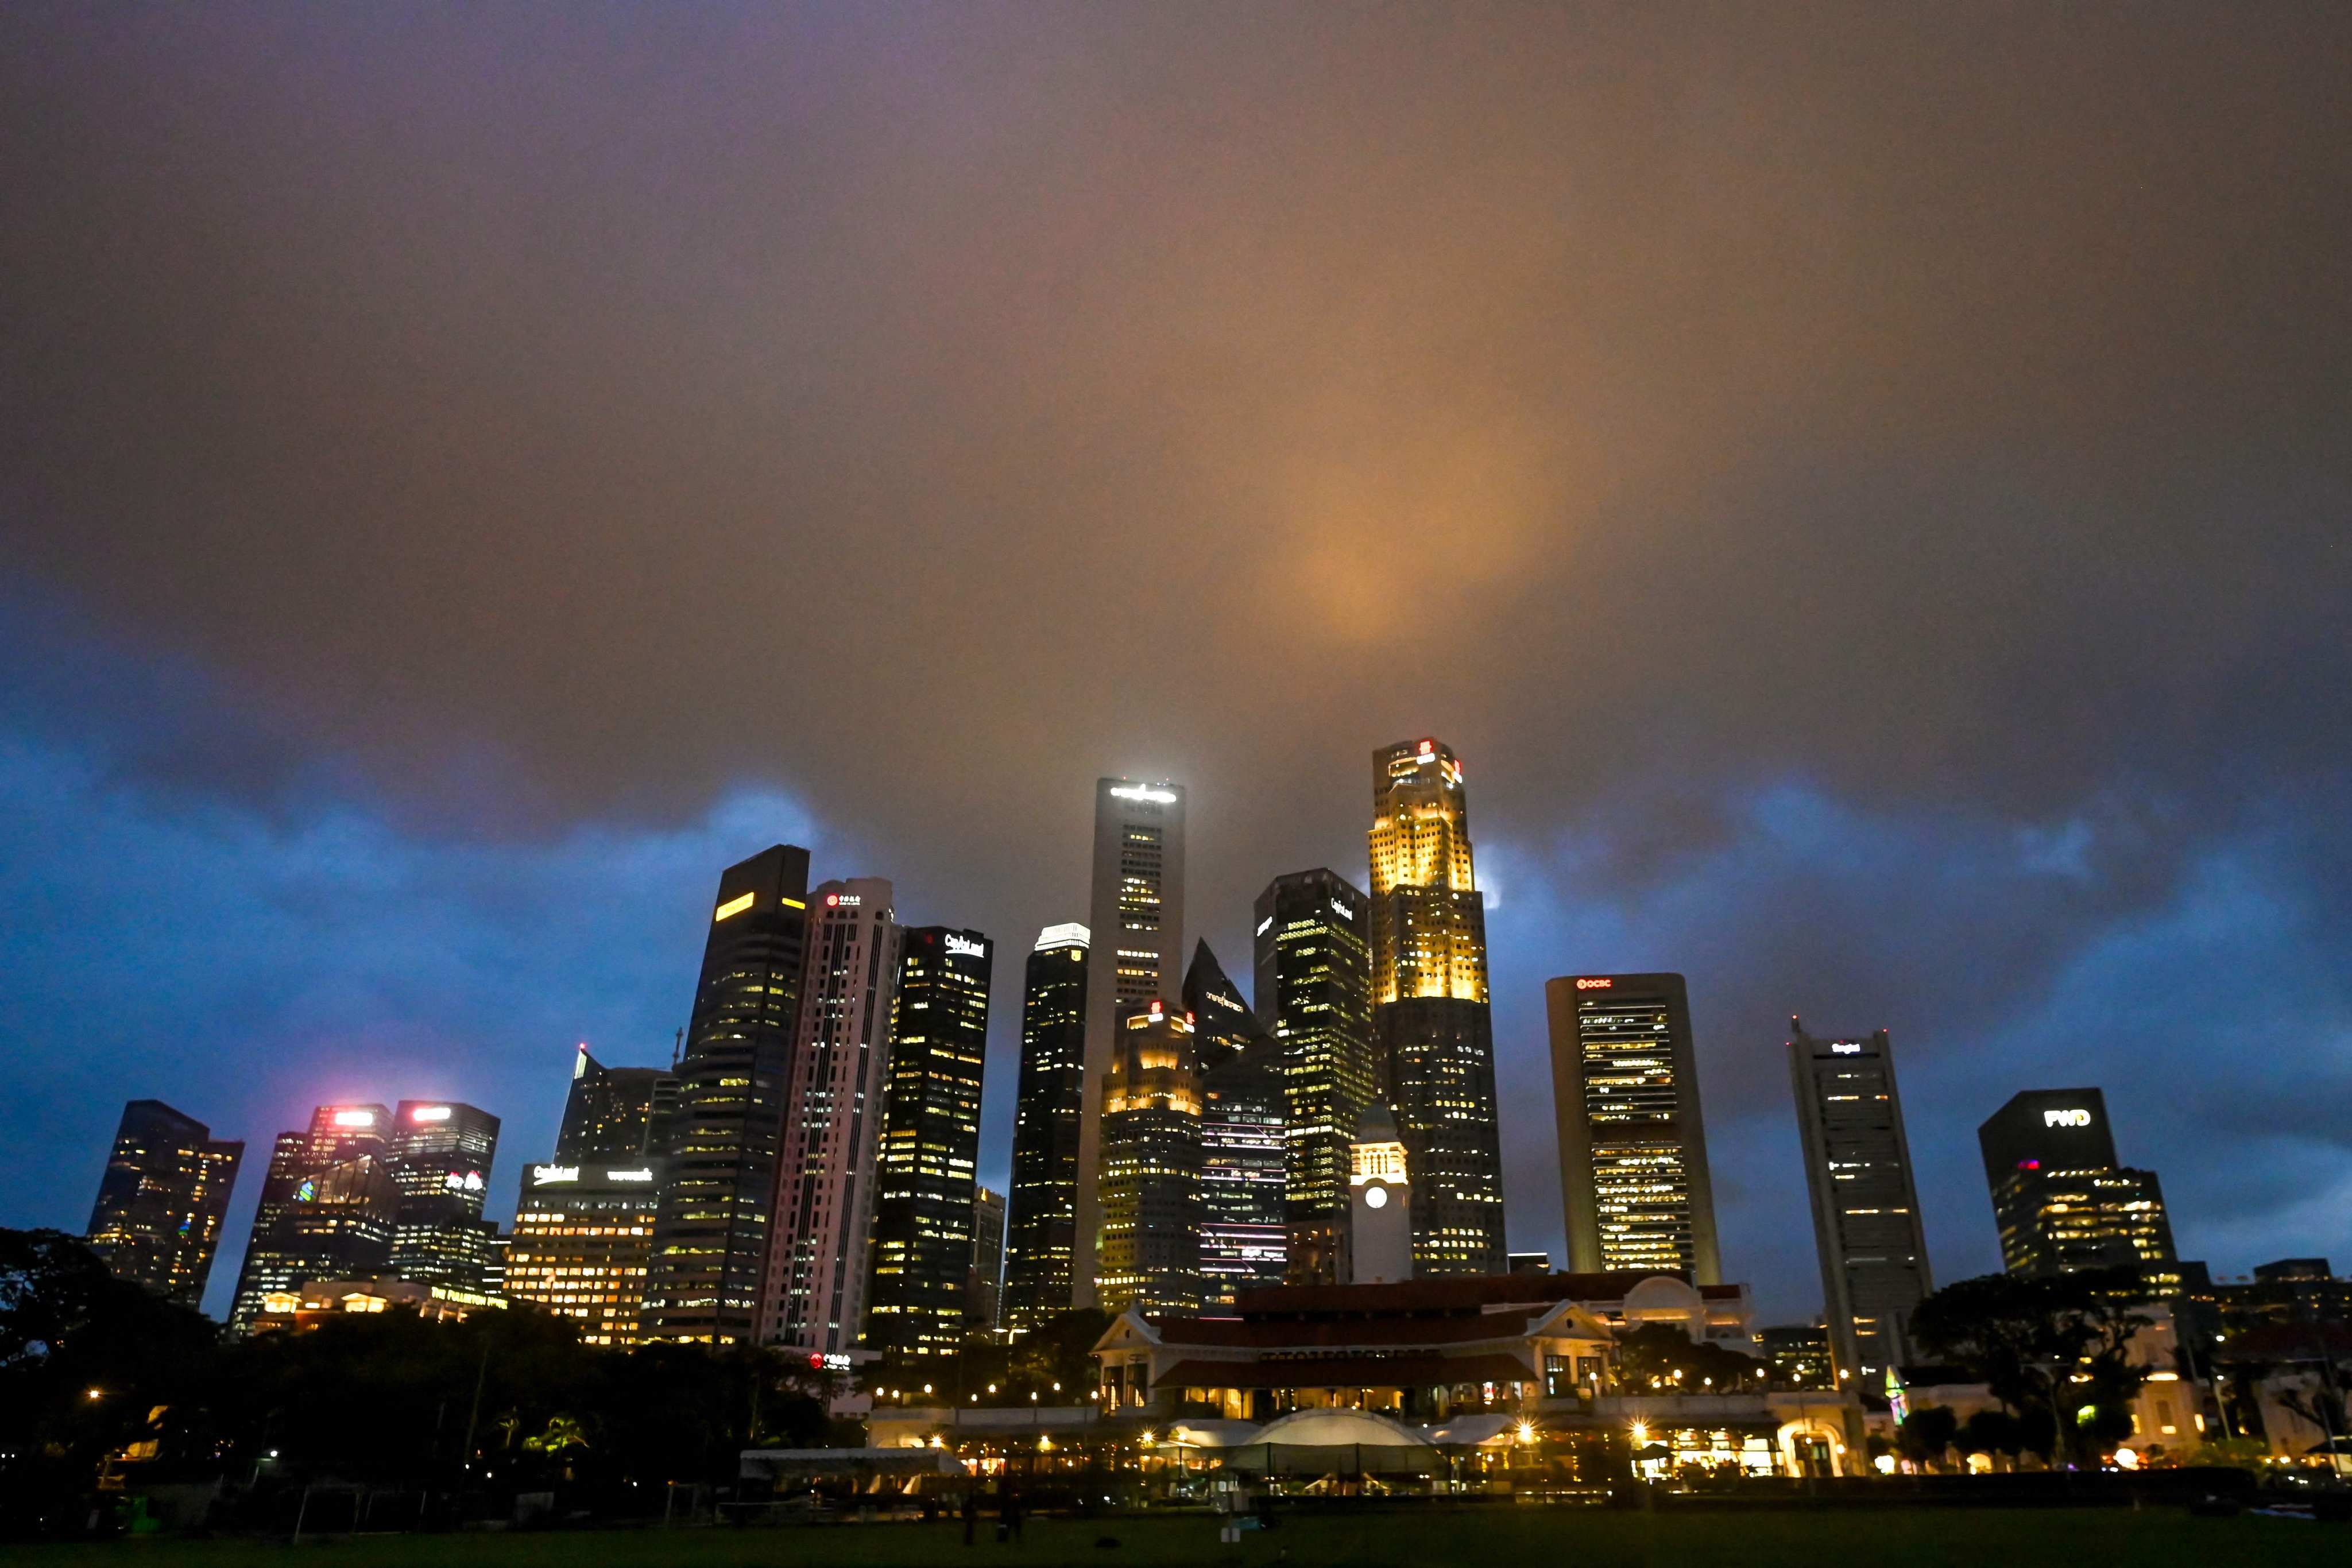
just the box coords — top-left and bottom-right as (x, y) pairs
(962, 1488), (979, 1546)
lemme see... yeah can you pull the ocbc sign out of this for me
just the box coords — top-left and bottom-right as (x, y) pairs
(1574, 977), (1612, 990)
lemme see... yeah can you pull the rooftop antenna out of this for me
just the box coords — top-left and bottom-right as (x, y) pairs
(671, 1026), (684, 1070)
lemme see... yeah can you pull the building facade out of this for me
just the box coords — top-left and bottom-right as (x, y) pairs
(84, 1100), (243, 1310)
(506, 1157), (665, 1345)
(229, 1104), (406, 1330)
(1348, 1105), (1413, 1286)
(761, 878), (901, 1352)
(557, 1047), (674, 1163)
(1252, 869), (1376, 1286)
(1200, 1035), (1289, 1306)
(1366, 741), (1504, 1277)
(1096, 1001), (1203, 1314)
(1545, 973), (1723, 1284)
(1073, 778), (1186, 1307)
(968, 1185), (1006, 1333)
(865, 924), (993, 1359)
(1003, 923), (1089, 1333)
(1977, 1089), (2178, 1281)
(386, 1100), (501, 1289)
(644, 845), (815, 1344)
(1787, 1020), (1931, 1387)
(229, 1104), (399, 1330)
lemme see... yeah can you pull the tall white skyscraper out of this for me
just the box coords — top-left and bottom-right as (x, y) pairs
(1070, 777), (1185, 1307)
(758, 877), (901, 1352)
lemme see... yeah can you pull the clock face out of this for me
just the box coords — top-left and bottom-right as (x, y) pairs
(1364, 1183), (1388, 1210)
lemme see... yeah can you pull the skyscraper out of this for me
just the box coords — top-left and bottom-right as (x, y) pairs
(1003, 923), (1089, 1333)
(1367, 740), (1504, 1276)
(386, 1101), (501, 1288)
(1545, 973), (1722, 1283)
(865, 925), (993, 1359)
(1978, 1089), (2178, 1281)
(557, 1046), (674, 1163)
(84, 1101), (243, 1310)
(1788, 1020), (1931, 1386)
(644, 845), (814, 1344)
(1186, 939), (1287, 1301)
(229, 1104), (400, 1329)
(1074, 777), (1185, 1307)
(1254, 869), (1376, 1285)
(968, 1185), (1007, 1334)
(1096, 1001), (1203, 1314)
(1199, 1036), (1289, 1306)
(760, 878), (900, 1352)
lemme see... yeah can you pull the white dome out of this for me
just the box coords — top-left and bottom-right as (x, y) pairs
(1246, 1407), (1428, 1447)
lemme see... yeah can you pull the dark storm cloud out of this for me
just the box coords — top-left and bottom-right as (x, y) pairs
(4, 5), (2351, 1315)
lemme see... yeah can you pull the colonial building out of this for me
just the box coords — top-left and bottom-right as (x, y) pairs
(1090, 1270), (1860, 1477)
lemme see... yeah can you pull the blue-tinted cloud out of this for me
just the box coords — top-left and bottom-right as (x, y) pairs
(0, 598), (838, 1317)
(1483, 780), (2352, 1318)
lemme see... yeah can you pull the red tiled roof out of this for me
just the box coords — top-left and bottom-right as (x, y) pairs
(1147, 1313), (1547, 1349)
(1230, 1271), (1740, 1318)
(1157, 1353), (1537, 1391)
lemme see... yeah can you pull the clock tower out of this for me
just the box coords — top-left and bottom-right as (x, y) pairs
(1347, 1105), (1413, 1284)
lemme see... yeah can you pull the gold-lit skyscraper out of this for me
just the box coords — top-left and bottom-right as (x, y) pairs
(1095, 1000), (1203, 1314)
(1366, 738), (1506, 1276)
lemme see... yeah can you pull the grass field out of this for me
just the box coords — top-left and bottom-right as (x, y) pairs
(6, 1507), (2336, 1568)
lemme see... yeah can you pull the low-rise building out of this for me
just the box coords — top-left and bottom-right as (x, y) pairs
(1089, 1269), (1860, 1477)
(251, 1275), (505, 1331)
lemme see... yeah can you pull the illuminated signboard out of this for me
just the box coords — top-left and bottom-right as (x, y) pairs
(1418, 740), (1435, 756)
(1573, 977), (1612, 991)
(532, 1164), (581, 1184)
(605, 1168), (655, 1183)
(1330, 897), (1353, 922)
(331, 1109), (377, 1128)
(411, 1105), (452, 1123)
(442, 1170), (485, 1192)
(714, 891), (756, 922)
(943, 933), (987, 959)
(1108, 785), (1178, 804)
(806, 1352), (854, 1372)
(1255, 916), (1272, 936)
(2042, 1108), (2094, 1128)
(826, 892), (861, 908)
(1830, 1042), (1863, 1055)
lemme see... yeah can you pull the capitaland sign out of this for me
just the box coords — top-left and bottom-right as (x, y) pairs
(943, 933), (986, 959)
(532, 1164), (581, 1184)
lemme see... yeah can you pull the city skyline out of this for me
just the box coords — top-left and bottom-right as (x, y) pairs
(34, 746), (2332, 1333)
(5, 6), (2350, 1334)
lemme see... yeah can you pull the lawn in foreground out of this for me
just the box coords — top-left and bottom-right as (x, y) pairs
(9, 1505), (2335, 1568)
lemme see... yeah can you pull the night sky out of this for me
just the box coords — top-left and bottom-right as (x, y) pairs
(5, 6), (2350, 1324)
